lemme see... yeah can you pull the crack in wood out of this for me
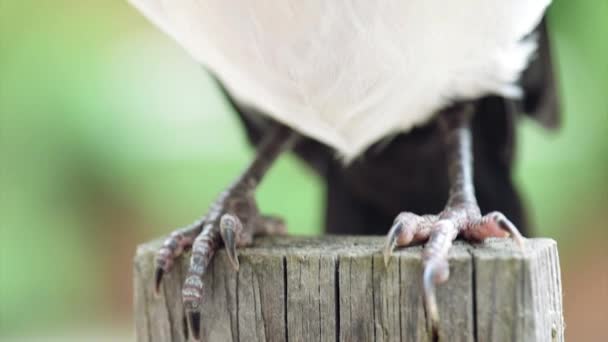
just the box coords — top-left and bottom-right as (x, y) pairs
(134, 237), (563, 342)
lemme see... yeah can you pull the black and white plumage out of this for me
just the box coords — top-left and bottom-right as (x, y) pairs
(129, 1), (560, 339)
(131, 0), (552, 160)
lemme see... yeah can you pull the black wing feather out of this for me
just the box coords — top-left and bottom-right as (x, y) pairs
(520, 18), (561, 130)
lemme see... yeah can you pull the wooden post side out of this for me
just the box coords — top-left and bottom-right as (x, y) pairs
(134, 236), (564, 341)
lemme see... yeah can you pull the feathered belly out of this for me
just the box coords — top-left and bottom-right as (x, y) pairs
(130, 0), (551, 159)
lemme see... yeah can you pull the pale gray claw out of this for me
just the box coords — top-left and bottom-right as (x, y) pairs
(220, 214), (243, 271)
(492, 212), (526, 249)
(422, 258), (449, 341)
(384, 220), (402, 267)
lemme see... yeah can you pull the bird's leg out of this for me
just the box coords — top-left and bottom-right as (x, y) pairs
(153, 124), (297, 341)
(383, 104), (524, 338)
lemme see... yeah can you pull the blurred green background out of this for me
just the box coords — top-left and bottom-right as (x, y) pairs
(1, 0), (606, 340)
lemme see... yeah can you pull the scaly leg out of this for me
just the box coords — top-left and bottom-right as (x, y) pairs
(154, 124), (297, 340)
(383, 104), (524, 338)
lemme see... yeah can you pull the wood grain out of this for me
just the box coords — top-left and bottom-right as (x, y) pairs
(134, 236), (563, 341)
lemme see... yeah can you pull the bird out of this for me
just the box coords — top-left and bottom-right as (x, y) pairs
(129, 0), (559, 340)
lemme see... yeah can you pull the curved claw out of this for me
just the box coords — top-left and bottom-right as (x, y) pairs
(187, 310), (202, 341)
(384, 220), (403, 267)
(492, 212), (526, 250)
(154, 268), (164, 295)
(422, 258), (449, 340)
(384, 213), (429, 266)
(220, 214), (243, 271)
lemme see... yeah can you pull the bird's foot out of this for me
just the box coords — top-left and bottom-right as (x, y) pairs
(154, 188), (285, 340)
(383, 206), (524, 338)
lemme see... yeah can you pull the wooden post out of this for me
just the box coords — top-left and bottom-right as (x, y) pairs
(134, 236), (563, 342)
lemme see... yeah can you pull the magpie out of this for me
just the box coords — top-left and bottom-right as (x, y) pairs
(129, 1), (559, 339)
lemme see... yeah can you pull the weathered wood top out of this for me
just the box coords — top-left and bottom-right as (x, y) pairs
(134, 236), (563, 342)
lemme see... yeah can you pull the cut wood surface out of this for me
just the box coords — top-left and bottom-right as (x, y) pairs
(134, 236), (563, 342)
